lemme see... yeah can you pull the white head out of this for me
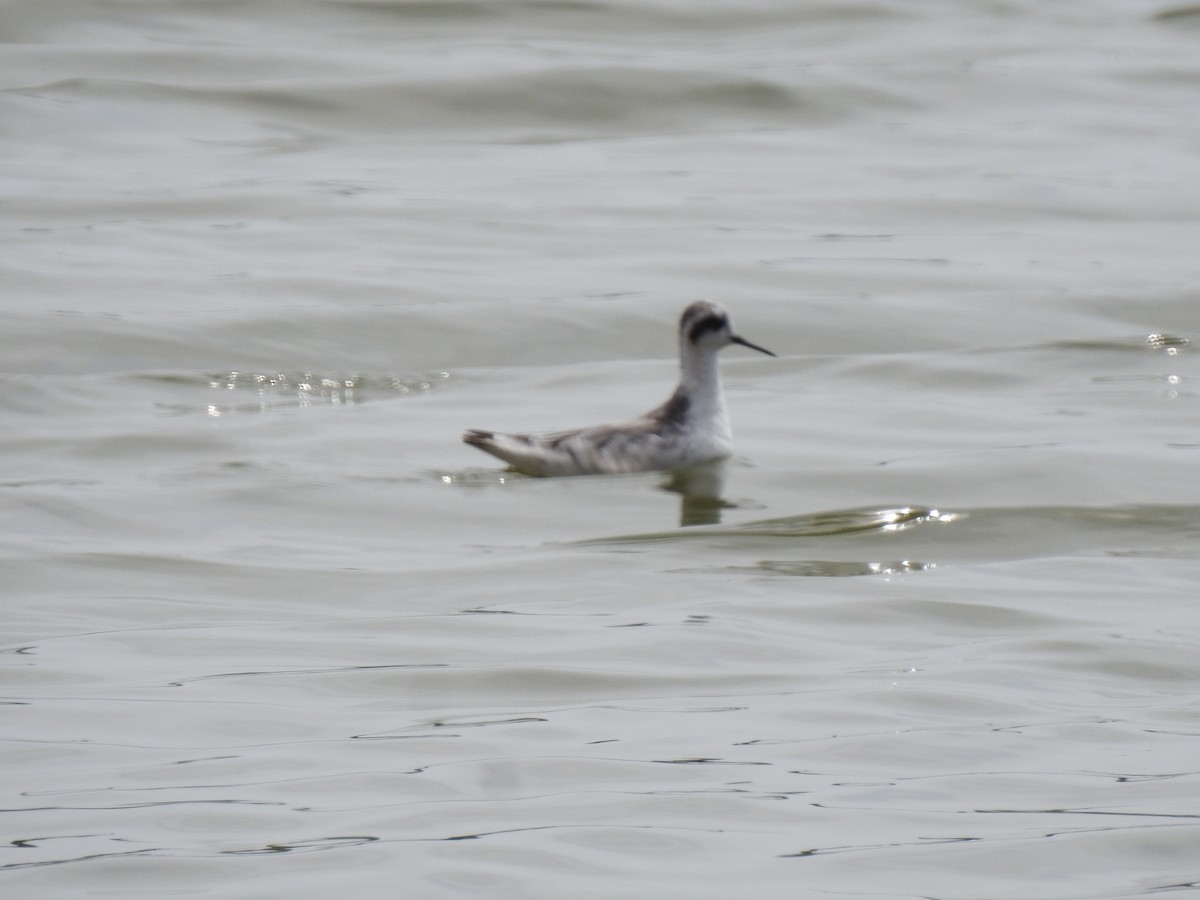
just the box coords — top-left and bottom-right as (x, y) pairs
(678, 301), (775, 357)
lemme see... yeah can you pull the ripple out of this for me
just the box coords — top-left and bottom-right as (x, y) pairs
(584, 503), (1200, 572)
(589, 505), (956, 544)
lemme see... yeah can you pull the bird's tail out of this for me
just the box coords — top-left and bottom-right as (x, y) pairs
(462, 429), (495, 448)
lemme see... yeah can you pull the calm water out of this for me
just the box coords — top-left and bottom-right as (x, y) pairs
(4, 1), (1200, 897)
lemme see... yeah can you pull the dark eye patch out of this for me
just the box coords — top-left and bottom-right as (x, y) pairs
(686, 313), (727, 343)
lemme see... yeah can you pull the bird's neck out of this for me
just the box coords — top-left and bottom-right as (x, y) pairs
(678, 344), (726, 417)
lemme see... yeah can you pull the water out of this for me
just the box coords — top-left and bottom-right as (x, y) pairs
(4, 1), (1200, 896)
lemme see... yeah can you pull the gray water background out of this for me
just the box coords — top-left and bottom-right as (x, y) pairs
(3, 1), (1200, 897)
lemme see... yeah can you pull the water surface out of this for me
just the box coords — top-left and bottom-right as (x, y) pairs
(4, 1), (1200, 897)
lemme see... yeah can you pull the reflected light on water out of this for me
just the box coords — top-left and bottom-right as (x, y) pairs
(879, 507), (958, 532)
(1146, 333), (1189, 355)
(190, 370), (451, 416)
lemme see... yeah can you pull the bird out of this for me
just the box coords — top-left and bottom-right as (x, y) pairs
(462, 301), (775, 476)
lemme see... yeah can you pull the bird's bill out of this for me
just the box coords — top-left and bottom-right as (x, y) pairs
(732, 335), (777, 357)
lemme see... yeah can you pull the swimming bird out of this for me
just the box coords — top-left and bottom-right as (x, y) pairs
(462, 301), (775, 476)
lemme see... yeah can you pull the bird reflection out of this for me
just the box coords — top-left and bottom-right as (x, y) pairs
(660, 461), (732, 527)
